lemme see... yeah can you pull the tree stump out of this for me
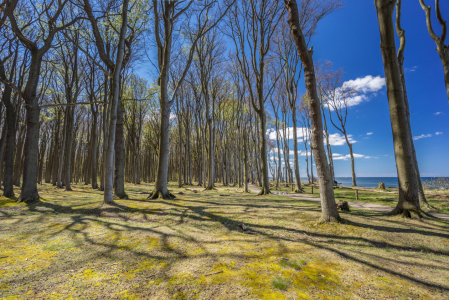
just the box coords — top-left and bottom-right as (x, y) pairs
(378, 182), (385, 190)
(336, 200), (350, 211)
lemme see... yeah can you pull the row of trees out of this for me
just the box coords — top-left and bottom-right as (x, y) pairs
(0, 0), (447, 222)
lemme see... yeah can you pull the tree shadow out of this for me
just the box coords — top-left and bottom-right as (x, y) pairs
(1, 189), (449, 296)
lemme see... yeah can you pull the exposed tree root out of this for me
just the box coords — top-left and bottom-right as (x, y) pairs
(148, 190), (176, 200)
(319, 215), (342, 223)
(420, 201), (434, 210)
(114, 193), (129, 200)
(16, 193), (40, 203)
(258, 186), (271, 195)
(388, 205), (425, 219)
(3, 190), (14, 197)
(294, 188), (304, 193)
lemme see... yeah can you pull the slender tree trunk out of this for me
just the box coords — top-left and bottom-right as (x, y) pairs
(345, 135), (356, 187)
(151, 78), (173, 198)
(291, 110), (302, 191)
(104, 1), (129, 204)
(206, 117), (215, 190)
(375, 0), (421, 217)
(396, 0), (430, 208)
(64, 106), (74, 191)
(285, 0), (340, 222)
(2, 89), (15, 196)
(57, 109), (67, 188)
(114, 97), (127, 198)
(91, 110), (98, 189)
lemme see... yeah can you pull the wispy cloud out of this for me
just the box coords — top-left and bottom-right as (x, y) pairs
(366, 132), (373, 136)
(333, 153), (366, 161)
(326, 133), (356, 146)
(404, 66), (417, 73)
(434, 112), (444, 115)
(436, 132), (443, 135)
(413, 134), (432, 140)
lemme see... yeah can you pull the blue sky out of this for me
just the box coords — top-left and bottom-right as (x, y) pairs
(140, 1), (449, 178)
(284, 0), (449, 178)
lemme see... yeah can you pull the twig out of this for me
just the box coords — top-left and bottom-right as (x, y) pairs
(205, 270), (223, 276)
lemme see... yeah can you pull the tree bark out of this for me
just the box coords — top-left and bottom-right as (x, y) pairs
(114, 96), (127, 198)
(285, 0), (340, 222)
(396, 0), (430, 208)
(419, 0), (449, 103)
(291, 109), (302, 191)
(375, 0), (421, 218)
(64, 106), (74, 191)
(91, 107), (98, 189)
(103, 0), (129, 204)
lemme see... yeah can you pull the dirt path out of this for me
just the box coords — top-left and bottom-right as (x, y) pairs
(248, 185), (449, 221)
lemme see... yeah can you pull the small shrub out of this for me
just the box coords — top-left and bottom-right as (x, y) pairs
(422, 177), (449, 190)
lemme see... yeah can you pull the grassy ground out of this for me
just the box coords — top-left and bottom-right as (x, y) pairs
(271, 182), (449, 215)
(1, 182), (449, 299)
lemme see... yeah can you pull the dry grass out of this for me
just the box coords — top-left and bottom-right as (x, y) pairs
(1, 182), (449, 299)
(271, 182), (449, 215)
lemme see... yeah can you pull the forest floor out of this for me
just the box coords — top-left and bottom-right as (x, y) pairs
(1, 182), (449, 299)
(271, 183), (449, 215)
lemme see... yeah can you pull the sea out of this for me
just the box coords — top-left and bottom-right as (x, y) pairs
(333, 177), (399, 188)
(298, 177), (448, 188)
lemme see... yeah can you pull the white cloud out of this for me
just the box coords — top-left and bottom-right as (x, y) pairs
(413, 134), (432, 140)
(332, 153), (366, 161)
(324, 75), (386, 110)
(436, 132), (443, 135)
(404, 66), (417, 73)
(267, 127), (310, 141)
(434, 112), (443, 115)
(342, 75), (386, 94)
(270, 148), (307, 157)
(366, 132), (373, 136)
(326, 133), (356, 146)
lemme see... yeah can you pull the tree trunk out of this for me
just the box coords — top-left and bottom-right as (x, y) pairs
(396, 0), (430, 208)
(104, 0), (128, 204)
(346, 138), (356, 187)
(375, 0), (421, 217)
(64, 106), (74, 191)
(150, 78), (173, 198)
(114, 97), (127, 198)
(57, 109), (67, 188)
(2, 88), (15, 196)
(291, 110), (302, 192)
(91, 109), (98, 189)
(243, 131), (249, 193)
(285, 0), (340, 222)
(206, 117), (215, 190)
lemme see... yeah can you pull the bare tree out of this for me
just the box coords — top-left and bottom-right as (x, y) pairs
(226, 0), (284, 195)
(149, 0), (234, 199)
(315, 60), (336, 182)
(419, 0), (449, 103)
(324, 70), (357, 187)
(285, 0), (343, 222)
(374, 0), (421, 218)
(2, 0), (82, 202)
(396, 0), (431, 208)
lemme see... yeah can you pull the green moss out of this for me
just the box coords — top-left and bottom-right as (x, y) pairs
(43, 242), (75, 251)
(377, 277), (392, 284)
(272, 275), (291, 290)
(279, 257), (303, 270)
